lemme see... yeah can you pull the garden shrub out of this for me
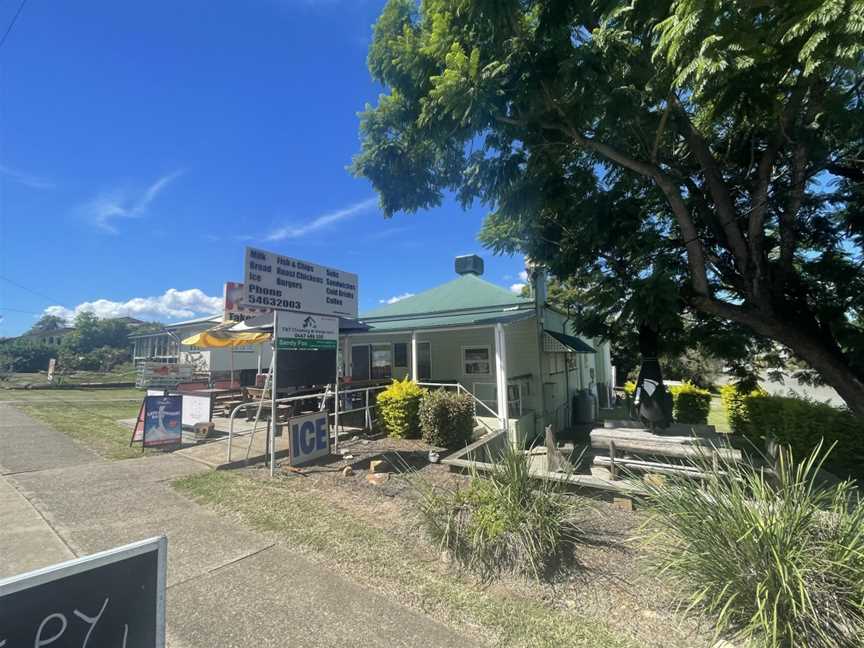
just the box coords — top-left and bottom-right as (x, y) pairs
(376, 377), (425, 439)
(642, 445), (864, 648)
(669, 383), (712, 424)
(721, 384), (864, 478)
(419, 389), (474, 449)
(415, 445), (584, 579)
(719, 383), (765, 434)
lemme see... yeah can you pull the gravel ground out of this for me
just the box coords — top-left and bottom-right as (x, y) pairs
(240, 433), (717, 648)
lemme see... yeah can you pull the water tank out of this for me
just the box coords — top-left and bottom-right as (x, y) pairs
(572, 389), (597, 424)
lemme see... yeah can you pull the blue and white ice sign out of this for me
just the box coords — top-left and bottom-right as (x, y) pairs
(288, 412), (330, 466)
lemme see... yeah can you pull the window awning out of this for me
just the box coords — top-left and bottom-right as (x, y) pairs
(543, 329), (596, 354)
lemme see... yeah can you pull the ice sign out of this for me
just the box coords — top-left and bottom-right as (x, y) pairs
(0, 537), (166, 648)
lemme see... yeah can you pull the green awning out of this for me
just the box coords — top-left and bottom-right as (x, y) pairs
(544, 329), (596, 354)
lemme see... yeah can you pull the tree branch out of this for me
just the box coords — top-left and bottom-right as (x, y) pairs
(670, 96), (751, 274)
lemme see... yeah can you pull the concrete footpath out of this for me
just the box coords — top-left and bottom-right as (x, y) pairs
(0, 404), (474, 647)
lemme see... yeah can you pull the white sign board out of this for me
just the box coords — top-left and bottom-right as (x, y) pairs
(275, 312), (338, 351)
(181, 394), (212, 427)
(243, 247), (358, 317)
(288, 411), (330, 466)
(223, 281), (270, 323)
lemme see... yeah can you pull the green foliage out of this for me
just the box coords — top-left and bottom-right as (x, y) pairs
(59, 346), (131, 372)
(642, 445), (864, 648)
(726, 388), (864, 479)
(668, 383), (712, 424)
(355, 0), (864, 413)
(415, 445), (585, 579)
(0, 340), (55, 373)
(62, 312), (130, 354)
(418, 388), (474, 449)
(376, 376), (425, 439)
(720, 383), (766, 434)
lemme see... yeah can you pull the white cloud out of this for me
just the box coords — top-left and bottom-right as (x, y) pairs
(267, 196), (378, 241)
(519, 270), (528, 281)
(379, 292), (415, 305)
(44, 288), (222, 323)
(82, 170), (183, 233)
(0, 164), (54, 190)
(510, 283), (526, 294)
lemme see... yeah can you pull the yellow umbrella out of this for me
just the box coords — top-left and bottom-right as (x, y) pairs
(181, 329), (270, 348)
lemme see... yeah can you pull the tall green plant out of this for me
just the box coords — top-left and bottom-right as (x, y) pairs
(376, 376), (425, 439)
(414, 445), (585, 579)
(641, 444), (864, 647)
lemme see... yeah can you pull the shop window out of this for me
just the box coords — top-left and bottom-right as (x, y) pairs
(463, 346), (491, 375)
(394, 342), (408, 368)
(371, 344), (392, 379)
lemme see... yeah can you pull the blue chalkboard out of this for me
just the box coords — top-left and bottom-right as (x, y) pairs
(0, 537), (166, 648)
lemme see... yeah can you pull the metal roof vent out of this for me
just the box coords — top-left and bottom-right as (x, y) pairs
(455, 254), (484, 276)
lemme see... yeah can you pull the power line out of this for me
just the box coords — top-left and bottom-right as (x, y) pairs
(0, 0), (29, 50)
(0, 306), (43, 315)
(0, 274), (65, 305)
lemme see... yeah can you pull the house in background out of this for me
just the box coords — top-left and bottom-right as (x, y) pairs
(129, 314), (272, 386)
(344, 255), (613, 445)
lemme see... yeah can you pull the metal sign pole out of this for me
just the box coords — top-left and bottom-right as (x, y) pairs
(270, 310), (278, 478)
(333, 335), (340, 453)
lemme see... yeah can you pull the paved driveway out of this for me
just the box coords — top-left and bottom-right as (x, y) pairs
(0, 404), (473, 647)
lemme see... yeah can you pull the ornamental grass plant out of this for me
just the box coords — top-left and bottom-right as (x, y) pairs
(414, 444), (586, 580)
(640, 443), (864, 647)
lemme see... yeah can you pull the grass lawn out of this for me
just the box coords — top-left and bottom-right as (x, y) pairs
(1, 363), (137, 387)
(9, 387), (148, 460)
(174, 470), (640, 648)
(707, 396), (730, 433)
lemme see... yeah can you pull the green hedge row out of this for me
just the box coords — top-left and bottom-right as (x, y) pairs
(720, 384), (864, 478)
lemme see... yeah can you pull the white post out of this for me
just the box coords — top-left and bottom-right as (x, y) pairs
(270, 311), (278, 478)
(230, 347), (235, 389)
(411, 330), (418, 381)
(494, 323), (510, 436)
(257, 346), (262, 374)
(333, 336), (340, 452)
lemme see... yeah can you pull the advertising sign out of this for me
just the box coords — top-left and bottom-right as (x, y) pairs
(275, 312), (338, 351)
(288, 411), (330, 466)
(142, 395), (182, 447)
(223, 281), (270, 324)
(243, 246), (358, 317)
(181, 394), (211, 428)
(0, 536), (167, 648)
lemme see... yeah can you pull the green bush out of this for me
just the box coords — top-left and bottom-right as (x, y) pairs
(376, 377), (425, 439)
(641, 445), (864, 647)
(720, 383), (765, 433)
(0, 340), (55, 373)
(415, 445), (584, 579)
(722, 385), (864, 478)
(419, 389), (474, 449)
(669, 383), (712, 424)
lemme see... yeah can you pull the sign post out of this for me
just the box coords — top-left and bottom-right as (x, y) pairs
(270, 310), (278, 478)
(0, 536), (167, 648)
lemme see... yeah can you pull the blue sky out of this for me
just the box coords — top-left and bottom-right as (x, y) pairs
(0, 0), (527, 336)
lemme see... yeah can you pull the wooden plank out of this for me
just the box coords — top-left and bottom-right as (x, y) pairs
(593, 455), (719, 479)
(592, 436), (742, 462)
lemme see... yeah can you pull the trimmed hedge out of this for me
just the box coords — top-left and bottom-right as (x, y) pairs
(669, 383), (712, 424)
(625, 380), (711, 424)
(722, 384), (864, 478)
(419, 389), (474, 449)
(376, 377), (425, 439)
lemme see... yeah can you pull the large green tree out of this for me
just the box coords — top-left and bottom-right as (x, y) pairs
(353, 0), (864, 413)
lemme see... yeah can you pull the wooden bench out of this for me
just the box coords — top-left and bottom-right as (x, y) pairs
(590, 426), (743, 480)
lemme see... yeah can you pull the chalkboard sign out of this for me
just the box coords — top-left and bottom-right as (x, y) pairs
(275, 348), (337, 388)
(0, 536), (166, 648)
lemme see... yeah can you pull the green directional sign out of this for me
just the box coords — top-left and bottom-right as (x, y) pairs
(276, 337), (337, 351)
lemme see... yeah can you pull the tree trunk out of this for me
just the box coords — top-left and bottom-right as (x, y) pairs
(694, 299), (864, 416)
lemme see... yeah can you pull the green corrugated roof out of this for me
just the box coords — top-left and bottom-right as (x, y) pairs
(362, 273), (530, 319)
(545, 329), (596, 353)
(364, 309), (533, 332)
